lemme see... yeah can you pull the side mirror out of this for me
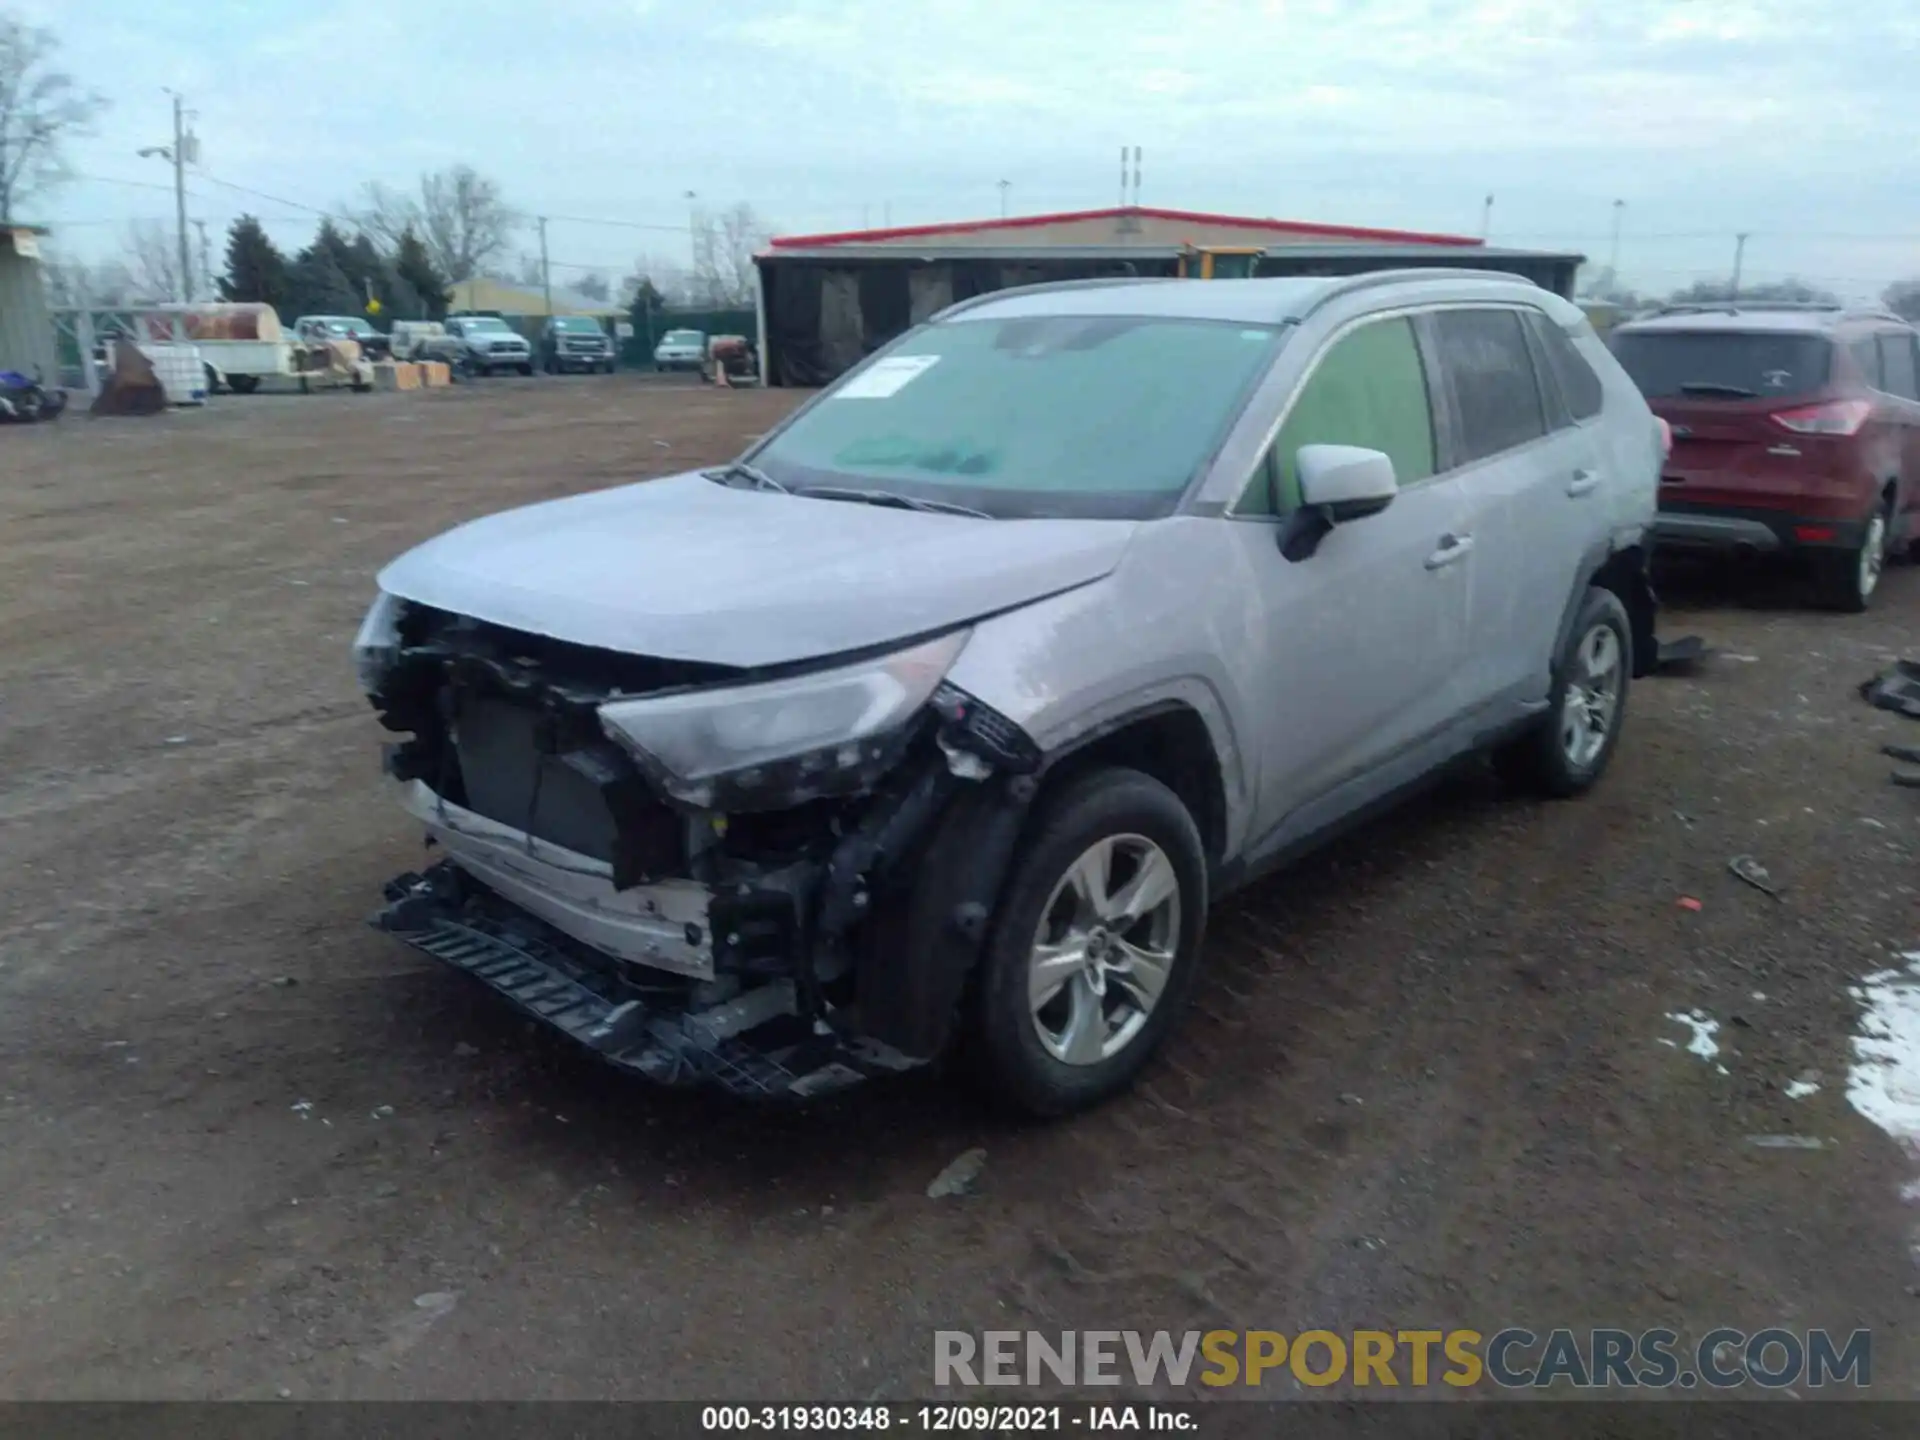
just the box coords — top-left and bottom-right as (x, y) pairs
(1276, 445), (1398, 562)
(1296, 444), (1397, 521)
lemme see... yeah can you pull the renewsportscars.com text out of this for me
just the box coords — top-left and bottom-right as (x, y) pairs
(934, 1328), (1870, 1390)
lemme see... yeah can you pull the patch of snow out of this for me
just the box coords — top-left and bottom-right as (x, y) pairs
(1665, 1010), (1721, 1062)
(1785, 1079), (1820, 1100)
(1847, 954), (1920, 1151)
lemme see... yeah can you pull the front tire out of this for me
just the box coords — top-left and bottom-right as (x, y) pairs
(227, 374), (259, 395)
(1494, 586), (1631, 798)
(968, 768), (1207, 1117)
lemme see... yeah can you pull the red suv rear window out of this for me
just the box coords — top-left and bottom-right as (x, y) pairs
(1612, 330), (1832, 400)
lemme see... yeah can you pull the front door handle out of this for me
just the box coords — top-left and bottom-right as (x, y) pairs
(1425, 533), (1474, 569)
(1568, 468), (1601, 497)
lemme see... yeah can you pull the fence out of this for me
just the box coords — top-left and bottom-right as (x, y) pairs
(622, 306), (756, 367)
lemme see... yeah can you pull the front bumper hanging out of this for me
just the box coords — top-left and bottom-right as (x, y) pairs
(373, 864), (913, 1101)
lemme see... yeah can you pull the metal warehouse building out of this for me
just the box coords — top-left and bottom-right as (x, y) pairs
(754, 205), (1583, 387)
(0, 225), (55, 381)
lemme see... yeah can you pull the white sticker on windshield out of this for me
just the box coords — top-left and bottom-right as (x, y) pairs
(833, 354), (940, 399)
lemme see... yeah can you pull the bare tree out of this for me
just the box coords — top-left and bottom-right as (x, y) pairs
(122, 220), (182, 302)
(622, 252), (690, 307)
(689, 203), (771, 307)
(0, 16), (107, 223)
(572, 270), (610, 302)
(41, 250), (135, 308)
(350, 165), (518, 284)
(1883, 279), (1920, 324)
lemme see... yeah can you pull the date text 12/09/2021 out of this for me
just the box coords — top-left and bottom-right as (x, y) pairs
(701, 1406), (1194, 1432)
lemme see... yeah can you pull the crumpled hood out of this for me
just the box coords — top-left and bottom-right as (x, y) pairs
(376, 471), (1136, 668)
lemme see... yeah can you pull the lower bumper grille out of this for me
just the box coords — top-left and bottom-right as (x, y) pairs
(374, 865), (892, 1099)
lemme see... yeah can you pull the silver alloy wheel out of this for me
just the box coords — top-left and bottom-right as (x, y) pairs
(1028, 833), (1182, 1067)
(1560, 622), (1622, 769)
(1860, 511), (1888, 601)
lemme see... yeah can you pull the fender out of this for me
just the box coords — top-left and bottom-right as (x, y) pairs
(1554, 530), (1657, 680)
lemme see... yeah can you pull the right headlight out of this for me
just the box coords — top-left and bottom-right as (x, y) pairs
(598, 630), (970, 810)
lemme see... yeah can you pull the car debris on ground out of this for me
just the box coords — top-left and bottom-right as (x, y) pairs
(1728, 855), (1783, 900)
(926, 1148), (987, 1199)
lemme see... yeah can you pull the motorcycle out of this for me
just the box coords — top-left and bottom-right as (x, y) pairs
(0, 370), (68, 423)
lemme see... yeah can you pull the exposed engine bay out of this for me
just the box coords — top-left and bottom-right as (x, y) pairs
(360, 597), (1040, 1098)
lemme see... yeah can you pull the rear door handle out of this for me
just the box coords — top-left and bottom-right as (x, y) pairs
(1425, 533), (1474, 569)
(1568, 468), (1601, 497)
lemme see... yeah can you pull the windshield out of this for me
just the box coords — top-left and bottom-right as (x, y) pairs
(750, 314), (1284, 520)
(661, 330), (704, 345)
(464, 316), (512, 333)
(553, 317), (601, 333)
(1612, 330), (1833, 400)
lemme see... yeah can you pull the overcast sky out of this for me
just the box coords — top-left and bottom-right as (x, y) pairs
(32, 0), (1920, 301)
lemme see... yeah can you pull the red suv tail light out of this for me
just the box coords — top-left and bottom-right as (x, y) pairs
(1771, 399), (1872, 436)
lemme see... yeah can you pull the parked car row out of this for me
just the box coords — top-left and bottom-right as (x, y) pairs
(355, 268), (1673, 1117)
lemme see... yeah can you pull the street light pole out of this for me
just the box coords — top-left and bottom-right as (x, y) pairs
(998, 179), (1010, 218)
(1731, 232), (1748, 302)
(1608, 199), (1624, 277)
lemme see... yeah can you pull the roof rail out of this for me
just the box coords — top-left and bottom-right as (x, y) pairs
(1296, 267), (1544, 311)
(1640, 301), (1906, 324)
(932, 274), (1172, 322)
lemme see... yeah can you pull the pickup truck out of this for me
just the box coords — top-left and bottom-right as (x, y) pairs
(439, 315), (535, 376)
(540, 317), (617, 374)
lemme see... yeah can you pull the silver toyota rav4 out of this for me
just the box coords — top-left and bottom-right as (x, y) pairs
(355, 269), (1663, 1115)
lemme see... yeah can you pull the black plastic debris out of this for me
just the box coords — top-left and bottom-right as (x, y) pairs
(1652, 635), (1707, 675)
(1861, 659), (1920, 720)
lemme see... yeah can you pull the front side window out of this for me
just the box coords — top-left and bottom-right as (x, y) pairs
(753, 313), (1285, 520)
(1241, 315), (1435, 516)
(1432, 309), (1548, 465)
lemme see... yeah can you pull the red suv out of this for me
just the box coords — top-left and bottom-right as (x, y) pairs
(1610, 304), (1920, 610)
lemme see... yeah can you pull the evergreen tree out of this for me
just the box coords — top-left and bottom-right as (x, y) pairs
(394, 227), (449, 320)
(285, 224), (360, 318)
(216, 214), (289, 311)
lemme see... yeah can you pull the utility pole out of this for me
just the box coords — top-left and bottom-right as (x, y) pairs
(171, 92), (191, 303)
(1480, 193), (1494, 241)
(537, 216), (553, 317)
(1608, 199), (1624, 277)
(998, 179), (1010, 218)
(139, 91), (196, 302)
(194, 219), (211, 302)
(1731, 232), (1748, 301)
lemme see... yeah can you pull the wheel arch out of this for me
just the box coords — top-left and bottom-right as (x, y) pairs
(1035, 702), (1229, 869)
(1557, 534), (1657, 680)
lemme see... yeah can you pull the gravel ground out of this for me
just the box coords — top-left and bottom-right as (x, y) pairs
(2, 374), (1918, 1400)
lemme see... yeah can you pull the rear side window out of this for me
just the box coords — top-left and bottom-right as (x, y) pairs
(1245, 316), (1435, 515)
(1528, 313), (1604, 420)
(1611, 330), (1832, 400)
(1878, 333), (1919, 400)
(1432, 309), (1547, 464)
(1849, 337), (1884, 389)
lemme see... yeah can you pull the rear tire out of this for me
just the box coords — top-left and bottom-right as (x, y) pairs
(967, 768), (1207, 1118)
(1814, 499), (1890, 613)
(1494, 586), (1632, 798)
(518, 363), (534, 377)
(227, 374), (259, 395)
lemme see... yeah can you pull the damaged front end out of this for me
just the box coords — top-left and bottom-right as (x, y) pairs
(355, 594), (1038, 1099)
